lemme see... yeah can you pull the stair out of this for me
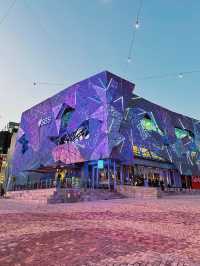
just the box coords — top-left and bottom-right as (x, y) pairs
(48, 188), (81, 204)
(48, 188), (126, 204)
(117, 185), (161, 199)
(80, 189), (126, 202)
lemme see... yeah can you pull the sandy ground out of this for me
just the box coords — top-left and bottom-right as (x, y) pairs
(0, 196), (200, 266)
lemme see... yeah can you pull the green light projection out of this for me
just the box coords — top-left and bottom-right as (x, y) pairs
(141, 117), (163, 135)
(61, 108), (74, 130)
(175, 128), (193, 139)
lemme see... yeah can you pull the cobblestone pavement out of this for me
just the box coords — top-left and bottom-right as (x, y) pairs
(0, 196), (200, 266)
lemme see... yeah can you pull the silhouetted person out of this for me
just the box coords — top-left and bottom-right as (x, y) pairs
(0, 186), (5, 198)
(160, 180), (164, 191)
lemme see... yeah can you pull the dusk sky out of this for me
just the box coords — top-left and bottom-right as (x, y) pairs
(0, 0), (200, 129)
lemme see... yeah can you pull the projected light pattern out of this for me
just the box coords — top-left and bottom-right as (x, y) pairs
(175, 127), (194, 140)
(141, 115), (164, 136)
(12, 71), (134, 179)
(12, 71), (200, 180)
(127, 96), (200, 175)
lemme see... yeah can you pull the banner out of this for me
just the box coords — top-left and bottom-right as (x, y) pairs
(192, 176), (200, 189)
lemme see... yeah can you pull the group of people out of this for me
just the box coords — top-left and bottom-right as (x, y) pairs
(129, 175), (166, 190)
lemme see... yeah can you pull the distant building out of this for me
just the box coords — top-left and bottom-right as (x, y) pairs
(7, 122), (19, 133)
(0, 131), (12, 155)
(0, 122), (19, 154)
(11, 71), (200, 189)
(0, 122), (19, 187)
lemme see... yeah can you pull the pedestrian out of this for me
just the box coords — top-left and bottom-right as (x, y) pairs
(56, 172), (61, 189)
(0, 186), (5, 198)
(160, 180), (165, 191)
(144, 177), (148, 187)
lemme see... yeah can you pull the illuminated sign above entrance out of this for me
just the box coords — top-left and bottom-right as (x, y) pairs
(98, 160), (104, 169)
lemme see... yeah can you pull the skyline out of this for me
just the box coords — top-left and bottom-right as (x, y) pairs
(0, 0), (200, 129)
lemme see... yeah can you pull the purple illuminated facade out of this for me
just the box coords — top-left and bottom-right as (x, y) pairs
(12, 71), (200, 188)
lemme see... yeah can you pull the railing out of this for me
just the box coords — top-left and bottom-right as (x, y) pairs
(8, 178), (83, 191)
(7, 179), (194, 193)
(164, 187), (191, 192)
(8, 179), (56, 191)
(163, 187), (194, 193)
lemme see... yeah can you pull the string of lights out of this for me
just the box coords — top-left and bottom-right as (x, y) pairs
(33, 81), (66, 86)
(32, 69), (200, 88)
(0, 0), (17, 27)
(127, 0), (143, 64)
(135, 69), (200, 81)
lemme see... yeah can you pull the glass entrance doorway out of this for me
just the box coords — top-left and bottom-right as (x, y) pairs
(88, 159), (121, 190)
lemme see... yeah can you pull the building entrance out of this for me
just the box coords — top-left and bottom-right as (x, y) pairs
(88, 160), (121, 190)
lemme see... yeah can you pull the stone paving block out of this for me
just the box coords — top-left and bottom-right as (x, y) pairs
(0, 196), (200, 265)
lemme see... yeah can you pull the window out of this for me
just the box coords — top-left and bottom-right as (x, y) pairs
(133, 145), (141, 156)
(141, 147), (151, 158)
(141, 117), (155, 131)
(141, 114), (164, 135)
(60, 107), (74, 132)
(132, 145), (166, 161)
(175, 127), (194, 140)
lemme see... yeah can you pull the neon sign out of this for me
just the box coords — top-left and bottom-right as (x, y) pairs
(98, 160), (104, 169)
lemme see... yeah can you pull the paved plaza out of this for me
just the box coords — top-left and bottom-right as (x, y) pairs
(0, 196), (200, 266)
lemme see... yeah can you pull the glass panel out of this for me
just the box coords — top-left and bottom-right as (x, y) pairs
(61, 108), (74, 130)
(141, 118), (156, 131)
(175, 127), (193, 139)
(133, 144), (166, 162)
(133, 145), (141, 156)
(141, 147), (151, 158)
(141, 117), (163, 135)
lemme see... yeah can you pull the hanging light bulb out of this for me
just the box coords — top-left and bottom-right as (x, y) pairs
(178, 73), (183, 79)
(127, 57), (132, 63)
(135, 20), (140, 29)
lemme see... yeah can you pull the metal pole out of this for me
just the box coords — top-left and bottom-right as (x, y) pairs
(92, 166), (95, 189)
(120, 164), (123, 186)
(108, 160), (110, 190)
(113, 160), (117, 191)
(96, 167), (99, 188)
(6, 165), (12, 192)
(127, 166), (130, 185)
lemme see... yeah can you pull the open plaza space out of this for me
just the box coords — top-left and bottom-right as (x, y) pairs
(1, 196), (200, 266)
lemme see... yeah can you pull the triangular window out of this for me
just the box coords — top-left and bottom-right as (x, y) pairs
(175, 127), (194, 140)
(141, 114), (164, 135)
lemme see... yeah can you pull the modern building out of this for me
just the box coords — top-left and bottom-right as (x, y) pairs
(11, 71), (200, 189)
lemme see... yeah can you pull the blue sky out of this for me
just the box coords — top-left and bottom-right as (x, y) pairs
(0, 0), (200, 129)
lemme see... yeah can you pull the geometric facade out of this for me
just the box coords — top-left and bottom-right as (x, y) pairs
(129, 95), (200, 176)
(12, 71), (200, 185)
